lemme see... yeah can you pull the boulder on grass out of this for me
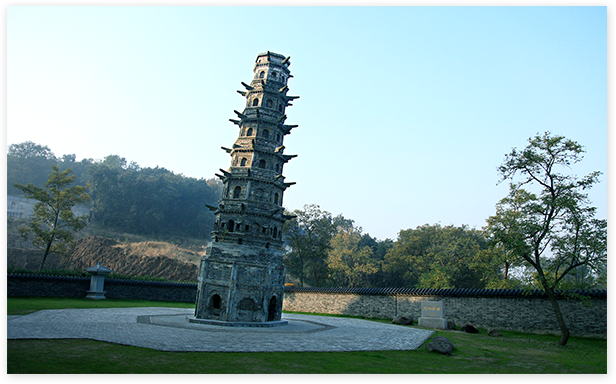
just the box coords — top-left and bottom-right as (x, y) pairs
(392, 315), (413, 325)
(425, 336), (455, 356)
(461, 322), (479, 333)
(488, 328), (502, 337)
(447, 319), (456, 330)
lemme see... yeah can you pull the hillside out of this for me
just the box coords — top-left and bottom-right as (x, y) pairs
(7, 236), (203, 282)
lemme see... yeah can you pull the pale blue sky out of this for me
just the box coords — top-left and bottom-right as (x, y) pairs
(7, 6), (607, 240)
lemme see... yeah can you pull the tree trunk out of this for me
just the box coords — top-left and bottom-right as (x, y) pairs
(40, 211), (60, 271)
(543, 282), (570, 346)
(299, 256), (305, 287)
(39, 240), (53, 271)
(532, 254), (570, 346)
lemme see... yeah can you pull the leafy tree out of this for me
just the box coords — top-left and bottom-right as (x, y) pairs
(86, 157), (127, 227)
(382, 225), (437, 287)
(8, 141), (56, 159)
(479, 186), (531, 288)
(327, 226), (378, 287)
(7, 141), (57, 195)
(488, 132), (607, 346)
(416, 225), (487, 289)
(206, 178), (224, 198)
(284, 206), (391, 288)
(372, 238), (395, 287)
(7, 142), (93, 198)
(87, 159), (218, 238)
(382, 224), (488, 289)
(470, 247), (524, 289)
(283, 204), (337, 287)
(14, 165), (90, 270)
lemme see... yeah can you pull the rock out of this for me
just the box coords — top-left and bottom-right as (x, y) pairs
(461, 322), (479, 333)
(425, 336), (455, 356)
(488, 328), (502, 337)
(392, 315), (413, 325)
(447, 319), (456, 330)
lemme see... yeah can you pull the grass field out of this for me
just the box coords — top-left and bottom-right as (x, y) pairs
(7, 297), (607, 374)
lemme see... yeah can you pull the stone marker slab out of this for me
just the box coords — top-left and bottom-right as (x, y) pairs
(418, 301), (447, 329)
(421, 301), (444, 318)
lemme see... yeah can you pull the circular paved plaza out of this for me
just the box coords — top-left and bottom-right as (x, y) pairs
(7, 307), (435, 352)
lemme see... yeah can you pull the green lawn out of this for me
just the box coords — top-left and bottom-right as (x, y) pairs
(7, 296), (194, 315)
(7, 297), (607, 374)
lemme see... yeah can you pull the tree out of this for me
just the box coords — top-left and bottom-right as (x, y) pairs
(327, 226), (378, 287)
(7, 141), (57, 195)
(488, 132), (607, 346)
(382, 225), (437, 287)
(8, 141), (56, 159)
(382, 224), (488, 289)
(14, 165), (90, 270)
(87, 160), (218, 238)
(480, 186), (531, 289)
(283, 204), (336, 287)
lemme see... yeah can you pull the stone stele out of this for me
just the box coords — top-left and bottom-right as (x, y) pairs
(418, 300), (448, 329)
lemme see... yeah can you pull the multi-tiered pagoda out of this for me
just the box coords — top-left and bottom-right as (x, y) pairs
(192, 52), (299, 325)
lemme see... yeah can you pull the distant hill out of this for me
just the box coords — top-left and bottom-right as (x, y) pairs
(7, 236), (202, 283)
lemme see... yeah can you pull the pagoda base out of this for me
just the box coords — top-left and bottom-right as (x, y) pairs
(187, 316), (288, 327)
(194, 242), (286, 323)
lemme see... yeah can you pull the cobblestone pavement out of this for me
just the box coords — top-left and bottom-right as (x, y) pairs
(7, 307), (435, 352)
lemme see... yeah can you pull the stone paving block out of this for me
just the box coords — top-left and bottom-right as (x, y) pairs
(7, 307), (434, 352)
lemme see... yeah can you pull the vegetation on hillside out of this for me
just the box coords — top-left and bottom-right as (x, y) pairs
(7, 137), (606, 295)
(8, 141), (222, 240)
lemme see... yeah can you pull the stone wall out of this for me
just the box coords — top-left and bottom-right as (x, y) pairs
(283, 289), (607, 338)
(7, 274), (606, 338)
(8, 274), (91, 298)
(7, 274), (197, 303)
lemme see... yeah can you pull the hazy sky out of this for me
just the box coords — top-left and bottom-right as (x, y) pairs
(7, 6), (607, 240)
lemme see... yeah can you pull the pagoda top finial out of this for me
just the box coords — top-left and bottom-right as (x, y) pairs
(254, 51), (290, 68)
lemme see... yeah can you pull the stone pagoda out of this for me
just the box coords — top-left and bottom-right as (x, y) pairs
(192, 51), (299, 325)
